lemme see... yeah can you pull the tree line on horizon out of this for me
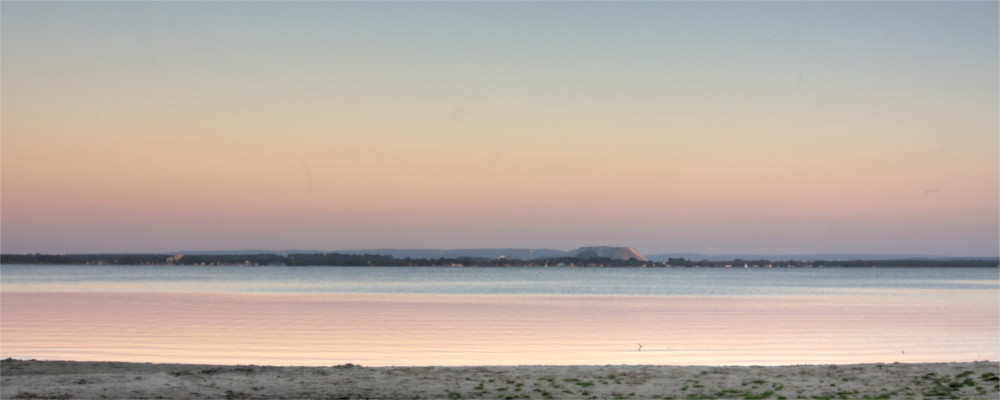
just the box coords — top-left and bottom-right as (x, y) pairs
(1, 252), (996, 268)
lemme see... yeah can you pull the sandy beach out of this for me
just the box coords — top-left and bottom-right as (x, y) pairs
(2, 359), (997, 399)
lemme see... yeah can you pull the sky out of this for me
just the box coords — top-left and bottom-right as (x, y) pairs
(2, 2), (997, 256)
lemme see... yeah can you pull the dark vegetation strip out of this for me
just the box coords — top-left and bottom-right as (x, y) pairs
(1, 253), (996, 268)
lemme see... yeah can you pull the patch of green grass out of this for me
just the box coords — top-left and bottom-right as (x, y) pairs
(916, 369), (985, 400)
(745, 390), (775, 400)
(564, 378), (594, 387)
(837, 390), (858, 399)
(921, 384), (961, 400)
(715, 389), (744, 397)
(811, 391), (861, 400)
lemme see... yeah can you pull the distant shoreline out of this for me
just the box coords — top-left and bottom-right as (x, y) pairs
(2, 359), (998, 399)
(2, 252), (997, 268)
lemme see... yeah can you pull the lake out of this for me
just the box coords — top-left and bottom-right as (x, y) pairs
(1, 265), (997, 366)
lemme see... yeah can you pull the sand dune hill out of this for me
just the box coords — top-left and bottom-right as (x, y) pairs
(565, 246), (648, 262)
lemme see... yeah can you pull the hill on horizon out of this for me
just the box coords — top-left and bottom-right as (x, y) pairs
(152, 249), (997, 262)
(565, 246), (649, 261)
(337, 248), (566, 260)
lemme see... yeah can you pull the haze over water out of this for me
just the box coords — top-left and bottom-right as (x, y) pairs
(2, 266), (996, 367)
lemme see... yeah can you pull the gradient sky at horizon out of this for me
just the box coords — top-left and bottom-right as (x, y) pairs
(2, 2), (997, 256)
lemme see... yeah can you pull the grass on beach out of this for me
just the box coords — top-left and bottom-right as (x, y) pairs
(2, 359), (999, 400)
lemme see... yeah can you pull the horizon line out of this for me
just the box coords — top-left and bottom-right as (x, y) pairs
(2, 248), (997, 260)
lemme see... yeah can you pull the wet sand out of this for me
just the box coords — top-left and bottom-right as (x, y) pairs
(2, 359), (997, 399)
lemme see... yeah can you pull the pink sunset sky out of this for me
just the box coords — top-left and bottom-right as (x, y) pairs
(2, 2), (997, 256)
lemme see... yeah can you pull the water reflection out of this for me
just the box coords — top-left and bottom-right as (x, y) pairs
(2, 292), (997, 366)
(3, 265), (998, 296)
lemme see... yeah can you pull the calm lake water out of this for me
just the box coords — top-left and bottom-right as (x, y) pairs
(1, 265), (997, 366)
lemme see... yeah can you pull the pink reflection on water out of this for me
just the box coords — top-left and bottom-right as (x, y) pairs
(2, 292), (997, 366)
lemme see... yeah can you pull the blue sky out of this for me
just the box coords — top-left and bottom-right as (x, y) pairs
(2, 1), (997, 255)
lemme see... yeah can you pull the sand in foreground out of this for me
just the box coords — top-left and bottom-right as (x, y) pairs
(2, 359), (998, 399)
